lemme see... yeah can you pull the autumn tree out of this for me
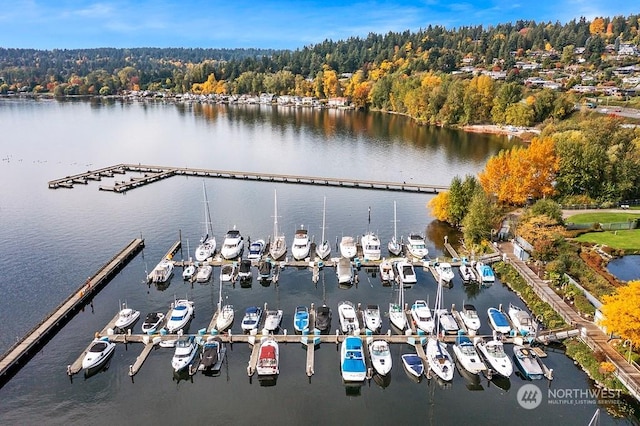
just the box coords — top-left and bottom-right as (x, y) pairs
(600, 281), (640, 347)
(427, 191), (451, 223)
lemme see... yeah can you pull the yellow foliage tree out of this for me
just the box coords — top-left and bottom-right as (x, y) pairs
(322, 67), (340, 98)
(427, 191), (451, 222)
(600, 280), (640, 347)
(590, 17), (605, 35)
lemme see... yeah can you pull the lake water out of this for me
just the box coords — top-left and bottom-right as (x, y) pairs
(0, 98), (635, 425)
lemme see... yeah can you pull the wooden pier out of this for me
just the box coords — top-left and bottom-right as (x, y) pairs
(48, 163), (450, 194)
(0, 238), (145, 387)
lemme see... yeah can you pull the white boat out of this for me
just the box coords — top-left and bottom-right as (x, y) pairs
(368, 340), (392, 376)
(426, 337), (454, 381)
(220, 263), (236, 282)
(293, 305), (310, 332)
(488, 307), (511, 334)
(458, 262), (476, 282)
(474, 335), (513, 377)
(238, 259), (252, 280)
(114, 302), (140, 331)
(291, 225), (311, 260)
(338, 301), (360, 334)
(401, 353), (424, 379)
(513, 345), (545, 380)
(241, 306), (263, 332)
(475, 261), (495, 283)
(395, 259), (417, 285)
(363, 304), (382, 332)
(182, 263), (197, 281)
(247, 239), (265, 260)
(315, 305), (332, 332)
(195, 181), (216, 262)
(435, 262), (454, 284)
(340, 336), (367, 382)
(315, 196), (331, 260)
(336, 257), (354, 285)
(256, 336), (279, 377)
(339, 236), (357, 259)
(216, 304), (234, 331)
(269, 190), (287, 260)
(165, 299), (194, 333)
(147, 258), (174, 284)
(389, 280), (406, 331)
(410, 300), (434, 333)
(141, 312), (165, 334)
(196, 264), (212, 283)
(508, 303), (537, 336)
(379, 259), (394, 283)
(406, 233), (428, 259)
(200, 336), (225, 373)
(263, 309), (283, 332)
(459, 304), (481, 331)
(361, 232), (381, 261)
(452, 334), (486, 375)
(387, 201), (402, 256)
(171, 336), (198, 372)
(220, 227), (244, 260)
(435, 309), (460, 335)
(82, 337), (116, 371)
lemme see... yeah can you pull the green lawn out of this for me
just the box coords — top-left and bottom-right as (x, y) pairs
(566, 212), (640, 224)
(574, 229), (640, 251)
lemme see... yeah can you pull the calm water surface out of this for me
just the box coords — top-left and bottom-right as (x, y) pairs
(0, 98), (635, 425)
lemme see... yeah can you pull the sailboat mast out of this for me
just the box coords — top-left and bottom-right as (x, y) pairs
(393, 201), (398, 240)
(321, 196), (326, 243)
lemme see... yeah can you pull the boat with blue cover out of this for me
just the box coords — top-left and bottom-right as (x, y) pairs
(340, 336), (367, 382)
(488, 306), (511, 334)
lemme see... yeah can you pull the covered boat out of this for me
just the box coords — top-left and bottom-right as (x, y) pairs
(315, 305), (332, 332)
(401, 353), (424, 379)
(247, 239), (265, 260)
(488, 307), (512, 334)
(293, 305), (310, 332)
(338, 301), (359, 334)
(512, 345), (545, 380)
(508, 303), (537, 336)
(256, 336), (279, 377)
(336, 257), (354, 285)
(241, 306), (263, 332)
(200, 336), (225, 373)
(340, 336), (366, 382)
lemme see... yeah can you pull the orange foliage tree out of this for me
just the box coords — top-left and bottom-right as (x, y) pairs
(427, 192), (450, 223)
(600, 281), (640, 347)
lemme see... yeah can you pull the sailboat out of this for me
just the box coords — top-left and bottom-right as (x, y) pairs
(195, 181), (216, 262)
(388, 201), (402, 256)
(389, 279), (406, 331)
(315, 196), (331, 259)
(215, 281), (234, 332)
(425, 279), (455, 381)
(269, 190), (287, 260)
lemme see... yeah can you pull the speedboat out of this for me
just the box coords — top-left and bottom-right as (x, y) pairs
(220, 263), (236, 282)
(315, 305), (332, 332)
(488, 307), (511, 334)
(147, 258), (174, 284)
(379, 259), (394, 284)
(182, 263), (197, 281)
(338, 301), (360, 334)
(389, 281), (406, 331)
(238, 259), (252, 280)
(215, 304), (234, 332)
(336, 257), (354, 285)
(363, 304), (382, 332)
(258, 260), (272, 280)
(459, 304), (481, 332)
(406, 234), (428, 259)
(339, 236), (357, 259)
(315, 196), (331, 260)
(474, 335), (513, 377)
(114, 302), (140, 332)
(395, 260), (417, 285)
(401, 353), (424, 379)
(247, 239), (265, 260)
(200, 336), (224, 373)
(388, 201), (402, 256)
(195, 181), (216, 262)
(82, 337), (116, 371)
(256, 336), (279, 377)
(452, 334), (486, 375)
(171, 336), (198, 372)
(263, 309), (283, 332)
(340, 336), (366, 382)
(196, 264), (213, 283)
(220, 228), (244, 260)
(435, 309), (460, 335)
(241, 306), (263, 332)
(475, 261), (495, 283)
(141, 312), (165, 334)
(165, 299), (195, 333)
(508, 303), (537, 336)
(361, 232), (381, 261)
(435, 262), (454, 284)
(293, 305), (310, 332)
(410, 300), (434, 333)
(269, 190), (287, 260)
(291, 226), (311, 260)
(458, 262), (476, 282)
(513, 345), (545, 380)
(369, 340), (392, 376)
(426, 337), (454, 381)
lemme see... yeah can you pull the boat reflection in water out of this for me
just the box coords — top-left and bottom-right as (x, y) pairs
(487, 374), (511, 392)
(172, 368), (194, 384)
(455, 358), (484, 391)
(371, 372), (392, 389)
(344, 383), (363, 397)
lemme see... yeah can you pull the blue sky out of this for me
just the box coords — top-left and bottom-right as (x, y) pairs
(0, 0), (637, 50)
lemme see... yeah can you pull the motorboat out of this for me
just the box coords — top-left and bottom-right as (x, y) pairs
(147, 258), (174, 284)
(488, 307), (512, 334)
(379, 259), (394, 284)
(435, 262), (454, 284)
(220, 227), (244, 260)
(513, 345), (545, 380)
(368, 340), (392, 376)
(200, 336), (225, 373)
(258, 260), (272, 280)
(220, 263), (236, 282)
(401, 353), (424, 379)
(474, 335), (513, 377)
(182, 263), (197, 281)
(82, 337), (116, 371)
(340, 336), (367, 382)
(247, 239), (265, 260)
(426, 337), (455, 381)
(336, 257), (354, 285)
(435, 309), (460, 335)
(315, 196), (331, 260)
(389, 281), (406, 331)
(256, 336), (279, 377)
(458, 262), (476, 282)
(263, 309), (283, 332)
(165, 299), (195, 333)
(195, 181), (216, 262)
(238, 259), (252, 280)
(361, 232), (381, 261)
(459, 304), (481, 332)
(269, 190), (287, 261)
(196, 264), (213, 283)
(363, 304), (382, 332)
(291, 225), (311, 260)
(215, 304), (234, 332)
(452, 334), (487, 375)
(387, 201), (402, 256)
(337, 301), (360, 334)
(475, 261), (495, 284)
(114, 302), (140, 332)
(406, 234), (428, 259)
(241, 306), (263, 332)
(508, 303), (537, 336)
(315, 305), (332, 332)
(141, 312), (165, 334)
(410, 300), (434, 333)
(394, 259), (417, 286)
(293, 305), (310, 332)
(171, 336), (198, 372)
(339, 236), (357, 259)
